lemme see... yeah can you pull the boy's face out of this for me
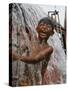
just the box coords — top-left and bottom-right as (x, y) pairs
(36, 23), (54, 41)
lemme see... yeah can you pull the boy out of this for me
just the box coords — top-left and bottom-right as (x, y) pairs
(11, 17), (54, 85)
(12, 17), (54, 64)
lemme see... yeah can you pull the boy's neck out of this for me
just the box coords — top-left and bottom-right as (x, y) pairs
(40, 39), (48, 45)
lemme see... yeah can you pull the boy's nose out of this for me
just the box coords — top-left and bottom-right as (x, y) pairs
(42, 29), (49, 33)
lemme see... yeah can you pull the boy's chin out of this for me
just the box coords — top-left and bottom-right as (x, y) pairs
(39, 37), (49, 41)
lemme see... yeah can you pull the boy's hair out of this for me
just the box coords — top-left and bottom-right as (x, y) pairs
(38, 17), (54, 30)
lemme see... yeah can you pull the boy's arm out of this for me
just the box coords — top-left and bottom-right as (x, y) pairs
(12, 46), (53, 63)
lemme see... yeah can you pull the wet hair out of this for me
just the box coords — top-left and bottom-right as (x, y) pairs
(38, 17), (54, 30)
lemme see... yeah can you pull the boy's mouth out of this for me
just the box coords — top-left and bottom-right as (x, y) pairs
(39, 33), (48, 38)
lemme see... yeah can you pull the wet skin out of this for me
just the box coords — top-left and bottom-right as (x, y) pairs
(12, 23), (54, 63)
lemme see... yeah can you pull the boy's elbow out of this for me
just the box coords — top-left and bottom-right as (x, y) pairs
(49, 46), (53, 54)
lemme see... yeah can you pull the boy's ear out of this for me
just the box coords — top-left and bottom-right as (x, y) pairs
(50, 30), (54, 36)
(36, 25), (39, 32)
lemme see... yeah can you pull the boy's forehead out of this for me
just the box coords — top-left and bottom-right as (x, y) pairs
(39, 23), (47, 25)
(38, 23), (52, 28)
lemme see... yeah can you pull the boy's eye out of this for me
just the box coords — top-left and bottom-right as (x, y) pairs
(47, 28), (52, 31)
